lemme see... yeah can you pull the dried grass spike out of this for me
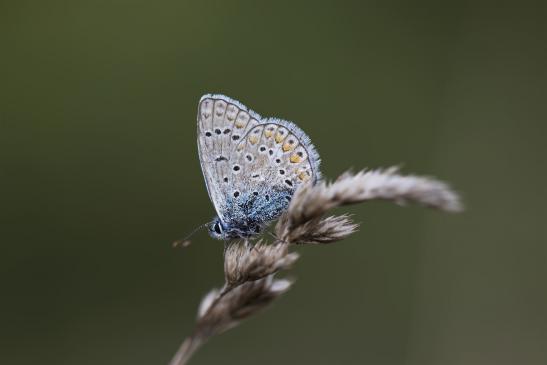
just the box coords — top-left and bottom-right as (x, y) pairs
(224, 240), (298, 287)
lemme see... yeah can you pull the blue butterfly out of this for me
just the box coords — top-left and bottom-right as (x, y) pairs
(197, 94), (321, 240)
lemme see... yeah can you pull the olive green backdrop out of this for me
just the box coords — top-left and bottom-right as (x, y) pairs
(1, 1), (545, 364)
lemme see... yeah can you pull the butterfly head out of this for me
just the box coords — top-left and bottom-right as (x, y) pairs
(207, 217), (226, 240)
(207, 216), (262, 240)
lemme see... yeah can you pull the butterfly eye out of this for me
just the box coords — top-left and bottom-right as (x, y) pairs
(214, 222), (222, 235)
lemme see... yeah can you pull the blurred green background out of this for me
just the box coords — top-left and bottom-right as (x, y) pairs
(2, 1), (546, 364)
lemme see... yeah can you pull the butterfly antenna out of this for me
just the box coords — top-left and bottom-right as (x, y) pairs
(172, 223), (208, 248)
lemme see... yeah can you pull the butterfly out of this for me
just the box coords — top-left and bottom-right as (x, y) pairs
(197, 94), (321, 240)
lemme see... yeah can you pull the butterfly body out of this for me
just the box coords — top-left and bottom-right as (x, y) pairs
(197, 94), (321, 240)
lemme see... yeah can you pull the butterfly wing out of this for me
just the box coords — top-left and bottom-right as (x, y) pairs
(197, 95), (262, 222)
(197, 94), (321, 233)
